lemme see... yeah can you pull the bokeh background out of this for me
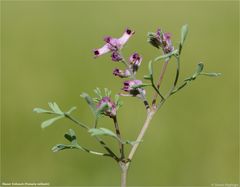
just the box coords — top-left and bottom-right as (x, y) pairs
(1, 1), (239, 186)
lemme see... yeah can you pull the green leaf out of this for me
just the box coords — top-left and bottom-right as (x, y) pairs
(114, 94), (120, 104)
(132, 83), (151, 89)
(124, 140), (142, 146)
(148, 60), (153, 76)
(196, 62), (204, 74)
(185, 63), (204, 81)
(33, 108), (53, 114)
(143, 75), (152, 80)
(51, 144), (81, 152)
(192, 62), (204, 79)
(104, 88), (111, 97)
(115, 95), (123, 110)
(92, 98), (100, 103)
(180, 24), (188, 45)
(94, 87), (102, 98)
(200, 72), (222, 77)
(153, 49), (178, 63)
(64, 129), (77, 144)
(48, 102), (63, 115)
(88, 128), (118, 139)
(80, 92), (96, 114)
(52, 144), (68, 152)
(95, 103), (109, 117)
(41, 115), (64, 128)
(66, 106), (77, 114)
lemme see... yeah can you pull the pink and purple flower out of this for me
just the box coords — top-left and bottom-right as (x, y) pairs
(129, 52), (142, 72)
(96, 96), (117, 117)
(122, 80), (145, 96)
(148, 28), (174, 54)
(113, 68), (131, 78)
(94, 28), (135, 58)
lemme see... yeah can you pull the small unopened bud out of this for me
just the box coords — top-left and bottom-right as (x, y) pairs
(129, 52), (142, 72)
(96, 97), (117, 117)
(111, 52), (123, 62)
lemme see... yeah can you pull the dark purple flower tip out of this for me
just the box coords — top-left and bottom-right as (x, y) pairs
(94, 50), (100, 56)
(126, 28), (135, 35)
(124, 81), (130, 86)
(111, 52), (122, 62)
(113, 68), (121, 76)
(103, 36), (112, 43)
(93, 44), (110, 57)
(129, 52), (141, 62)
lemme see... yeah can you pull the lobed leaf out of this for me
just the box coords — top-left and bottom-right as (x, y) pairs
(41, 115), (64, 129)
(48, 102), (63, 115)
(66, 106), (77, 114)
(94, 87), (102, 99)
(33, 108), (53, 114)
(124, 140), (142, 146)
(180, 24), (188, 45)
(88, 128), (118, 139)
(52, 143), (83, 152)
(104, 88), (111, 97)
(64, 129), (77, 144)
(200, 72), (222, 77)
(80, 92), (96, 114)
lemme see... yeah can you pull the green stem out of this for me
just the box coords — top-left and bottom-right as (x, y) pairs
(79, 145), (112, 157)
(65, 113), (119, 161)
(113, 116), (125, 159)
(152, 58), (169, 106)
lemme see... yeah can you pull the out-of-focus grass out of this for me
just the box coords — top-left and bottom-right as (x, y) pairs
(1, 1), (239, 186)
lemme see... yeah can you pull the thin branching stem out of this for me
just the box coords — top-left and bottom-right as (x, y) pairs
(152, 57), (170, 106)
(113, 116), (125, 159)
(127, 110), (155, 164)
(78, 145), (112, 157)
(65, 113), (119, 161)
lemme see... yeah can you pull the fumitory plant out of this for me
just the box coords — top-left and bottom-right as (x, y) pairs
(34, 25), (220, 186)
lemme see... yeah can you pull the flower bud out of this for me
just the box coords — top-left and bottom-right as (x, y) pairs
(129, 52), (142, 72)
(111, 52), (122, 62)
(147, 28), (174, 54)
(96, 97), (117, 117)
(113, 68), (131, 78)
(122, 80), (145, 96)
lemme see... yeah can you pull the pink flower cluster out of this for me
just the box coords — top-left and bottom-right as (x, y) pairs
(93, 28), (145, 99)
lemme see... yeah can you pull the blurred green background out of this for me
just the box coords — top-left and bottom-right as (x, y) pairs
(1, 1), (239, 186)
